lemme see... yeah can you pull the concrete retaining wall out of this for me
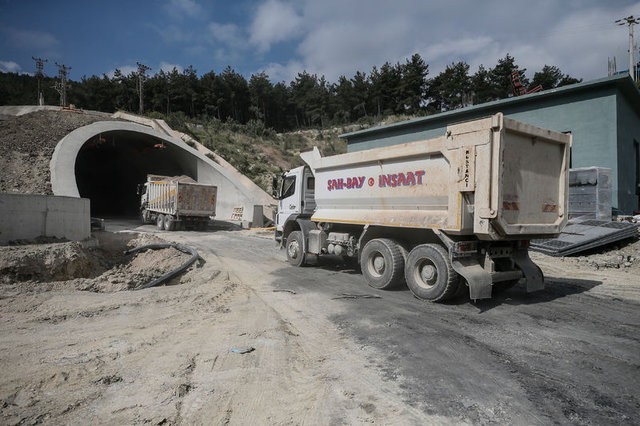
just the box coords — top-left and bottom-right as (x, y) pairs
(0, 193), (90, 244)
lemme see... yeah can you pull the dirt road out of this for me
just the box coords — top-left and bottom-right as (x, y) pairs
(1, 224), (640, 425)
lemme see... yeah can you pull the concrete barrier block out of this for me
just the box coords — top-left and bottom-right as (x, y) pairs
(0, 193), (90, 245)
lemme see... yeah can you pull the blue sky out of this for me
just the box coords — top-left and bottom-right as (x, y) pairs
(1, 0), (639, 84)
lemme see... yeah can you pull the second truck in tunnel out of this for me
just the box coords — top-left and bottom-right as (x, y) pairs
(139, 175), (217, 231)
(274, 113), (572, 301)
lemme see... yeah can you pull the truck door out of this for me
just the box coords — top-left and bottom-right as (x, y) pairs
(276, 167), (304, 229)
(302, 167), (316, 215)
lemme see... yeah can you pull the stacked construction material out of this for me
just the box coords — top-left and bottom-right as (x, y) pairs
(531, 219), (639, 256)
(568, 167), (612, 221)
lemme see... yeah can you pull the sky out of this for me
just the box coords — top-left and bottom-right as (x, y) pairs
(1, 0), (639, 84)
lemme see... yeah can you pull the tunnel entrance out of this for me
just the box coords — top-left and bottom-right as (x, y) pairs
(75, 130), (197, 217)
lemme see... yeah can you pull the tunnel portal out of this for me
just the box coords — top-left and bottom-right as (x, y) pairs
(74, 130), (197, 217)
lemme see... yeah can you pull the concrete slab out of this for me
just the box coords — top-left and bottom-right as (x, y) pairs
(0, 193), (90, 244)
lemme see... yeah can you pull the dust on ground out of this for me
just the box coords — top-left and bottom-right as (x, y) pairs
(0, 231), (225, 425)
(0, 110), (112, 194)
(0, 229), (426, 425)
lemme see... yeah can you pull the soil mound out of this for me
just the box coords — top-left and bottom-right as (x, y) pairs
(0, 110), (109, 194)
(0, 231), (193, 292)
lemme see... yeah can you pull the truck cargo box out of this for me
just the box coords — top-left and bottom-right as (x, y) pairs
(300, 113), (571, 240)
(146, 177), (217, 218)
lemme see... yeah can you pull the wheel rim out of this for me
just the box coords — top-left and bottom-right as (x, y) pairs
(414, 258), (437, 289)
(368, 253), (386, 277)
(287, 240), (299, 260)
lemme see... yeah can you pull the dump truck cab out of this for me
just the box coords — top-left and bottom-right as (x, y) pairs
(275, 166), (316, 245)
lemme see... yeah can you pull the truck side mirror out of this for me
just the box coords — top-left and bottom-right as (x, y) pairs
(136, 184), (142, 195)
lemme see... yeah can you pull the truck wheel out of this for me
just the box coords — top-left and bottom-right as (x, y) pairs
(156, 214), (165, 230)
(286, 231), (306, 267)
(361, 238), (405, 289)
(405, 243), (459, 302)
(141, 209), (150, 224)
(163, 215), (175, 231)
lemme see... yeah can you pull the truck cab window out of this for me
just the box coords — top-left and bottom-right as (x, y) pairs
(306, 177), (315, 190)
(281, 176), (296, 199)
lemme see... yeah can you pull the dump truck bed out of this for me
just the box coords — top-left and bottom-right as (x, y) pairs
(146, 179), (217, 218)
(300, 113), (571, 240)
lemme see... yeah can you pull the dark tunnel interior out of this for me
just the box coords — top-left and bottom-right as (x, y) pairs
(75, 130), (197, 217)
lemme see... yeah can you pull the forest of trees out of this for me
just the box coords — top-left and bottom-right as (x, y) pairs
(0, 53), (582, 132)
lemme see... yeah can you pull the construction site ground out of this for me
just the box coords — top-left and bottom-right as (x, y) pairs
(1, 221), (639, 425)
(1, 109), (639, 424)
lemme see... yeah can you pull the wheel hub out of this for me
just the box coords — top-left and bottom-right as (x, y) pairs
(288, 241), (299, 259)
(420, 263), (437, 283)
(372, 254), (385, 274)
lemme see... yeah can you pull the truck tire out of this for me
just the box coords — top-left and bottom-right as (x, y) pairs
(361, 238), (405, 290)
(163, 215), (175, 231)
(286, 231), (306, 267)
(156, 214), (165, 230)
(405, 243), (459, 302)
(141, 209), (150, 224)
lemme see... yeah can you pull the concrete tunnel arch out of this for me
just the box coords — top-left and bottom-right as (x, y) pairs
(50, 120), (275, 221)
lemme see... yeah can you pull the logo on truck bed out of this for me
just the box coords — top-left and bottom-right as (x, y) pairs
(379, 170), (425, 188)
(327, 176), (366, 191)
(327, 170), (426, 191)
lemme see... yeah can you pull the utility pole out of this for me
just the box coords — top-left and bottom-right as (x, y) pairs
(53, 62), (71, 107)
(32, 56), (47, 105)
(136, 62), (151, 114)
(616, 15), (640, 81)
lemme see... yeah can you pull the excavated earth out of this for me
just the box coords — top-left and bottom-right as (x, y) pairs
(0, 232), (191, 293)
(0, 110), (109, 195)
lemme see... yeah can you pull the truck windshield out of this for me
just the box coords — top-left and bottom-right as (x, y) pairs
(281, 176), (296, 199)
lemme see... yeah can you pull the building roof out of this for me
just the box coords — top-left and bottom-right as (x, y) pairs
(341, 74), (640, 140)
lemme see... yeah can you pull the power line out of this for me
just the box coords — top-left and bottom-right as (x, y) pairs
(137, 61), (152, 114)
(54, 62), (71, 107)
(32, 56), (47, 105)
(615, 15), (640, 82)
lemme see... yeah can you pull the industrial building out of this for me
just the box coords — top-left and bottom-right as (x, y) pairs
(342, 74), (640, 214)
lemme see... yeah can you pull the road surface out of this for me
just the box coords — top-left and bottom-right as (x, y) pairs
(1, 220), (638, 425)
(165, 224), (640, 425)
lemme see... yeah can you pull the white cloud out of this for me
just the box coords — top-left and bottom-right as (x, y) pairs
(165, 0), (203, 18)
(3, 27), (59, 49)
(425, 37), (495, 64)
(249, 0), (303, 52)
(0, 60), (22, 73)
(159, 61), (184, 73)
(106, 65), (138, 79)
(206, 22), (248, 64)
(260, 60), (304, 83)
(249, 0), (640, 83)
(209, 22), (244, 48)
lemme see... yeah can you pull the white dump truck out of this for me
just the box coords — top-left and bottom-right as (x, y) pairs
(274, 113), (571, 301)
(139, 175), (217, 231)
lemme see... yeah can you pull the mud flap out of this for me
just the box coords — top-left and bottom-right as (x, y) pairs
(513, 249), (545, 293)
(451, 257), (492, 300)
